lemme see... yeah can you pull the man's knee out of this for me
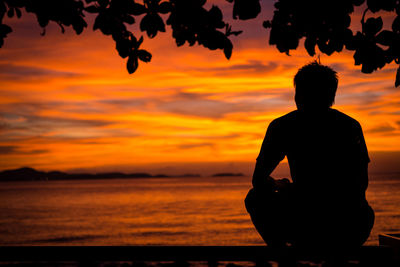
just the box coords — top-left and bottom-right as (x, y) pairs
(244, 188), (256, 213)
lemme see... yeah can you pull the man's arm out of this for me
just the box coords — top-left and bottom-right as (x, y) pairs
(252, 120), (285, 189)
(355, 122), (370, 201)
(252, 159), (281, 189)
(359, 162), (368, 200)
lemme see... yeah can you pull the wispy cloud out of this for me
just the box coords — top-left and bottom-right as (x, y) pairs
(0, 63), (80, 81)
(1, 6), (400, 172)
(0, 145), (48, 155)
(366, 124), (397, 134)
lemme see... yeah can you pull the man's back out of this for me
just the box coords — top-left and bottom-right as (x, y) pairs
(266, 109), (369, 198)
(256, 108), (373, 245)
(246, 62), (374, 247)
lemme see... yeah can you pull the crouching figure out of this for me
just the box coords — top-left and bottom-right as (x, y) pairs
(245, 62), (374, 248)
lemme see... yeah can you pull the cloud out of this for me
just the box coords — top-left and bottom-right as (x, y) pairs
(367, 124), (397, 134)
(0, 111), (117, 141)
(0, 121), (8, 130)
(151, 89), (292, 119)
(174, 133), (240, 139)
(157, 98), (240, 118)
(1, 113), (112, 129)
(97, 99), (148, 111)
(189, 60), (292, 76)
(91, 92), (285, 119)
(0, 63), (80, 80)
(177, 142), (215, 149)
(1, 5), (400, 173)
(0, 146), (16, 154)
(0, 145), (48, 155)
(0, 101), (113, 129)
(206, 60), (279, 74)
(336, 90), (386, 108)
(0, 102), (49, 115)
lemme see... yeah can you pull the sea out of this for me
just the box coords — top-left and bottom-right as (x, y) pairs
(0, 174), (399, 246)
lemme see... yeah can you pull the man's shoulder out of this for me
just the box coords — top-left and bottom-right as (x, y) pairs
(269, 109), (363, 129)
(273, 110), (298, 122)
(268, 110), (298, 130)
(329, 109), (362, 128)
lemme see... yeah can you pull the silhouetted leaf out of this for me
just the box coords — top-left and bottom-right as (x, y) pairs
(116, 38), (131, 58)
(346, 32), (362, 50)
(94, 14), (111, 34)
(392, 16), (400, 33)
(225, 24), (242, 36)
(15, 8), (21, 18)
(58, 23), (66, 34)
(140, 13), (165, 38)
(363, 17), (383, 36)
(0, 24), (12, 47)
(98, 0), (110, 8)
(304, 37), (316, 56)
(367, 0), (396, 13)
(7, 8), (14, 18)
(318, 39), (334, 56)
(158, 2), (171, 14)
(354, 48), (362, 66)
(209, 5), (224, 28)
(376, 30), (394, 46)
(93, 15), (101, 31)
(129, 3), (146, 15)
(138, 36), (144, 46)
(328, 36), (344, 54)
(367, 0), (381, 12)
(0, 1), (6, 15)
(224, 38), (233, 59)
(0, 24), (12, 34)
(127, 54), (139, 74)
(200, 30), (226, 50)
(355, 42), (386, 73)
(85, 5), (99, 13)
(263, 20), (271, 29)
(138, 50), (152, 62)
(38, 15), (49, 28)
(396, 66), (400, 87)
(72, 17), (87, 34)
(123, 15), (135, 25)
(233, 0), (261, 20)
(353, 0), (365, 6)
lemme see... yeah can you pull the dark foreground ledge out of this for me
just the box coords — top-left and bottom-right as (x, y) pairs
(0, 246), (395, 263)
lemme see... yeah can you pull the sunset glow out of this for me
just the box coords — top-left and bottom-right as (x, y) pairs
(1, 7), (400, 176)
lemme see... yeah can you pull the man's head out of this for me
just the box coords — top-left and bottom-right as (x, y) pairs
(294, 61), (338, 111)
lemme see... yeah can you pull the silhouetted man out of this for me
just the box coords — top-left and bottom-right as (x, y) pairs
(245, 62), (374, 248)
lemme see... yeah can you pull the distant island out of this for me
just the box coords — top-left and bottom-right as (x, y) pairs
(212, 173), (244, 177)
(0, 167), (202, 182)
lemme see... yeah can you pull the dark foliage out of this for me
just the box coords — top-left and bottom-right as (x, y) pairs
(264, 0), (400, 86)
(166, 0), (233, 59)
(1, 0), (400, 86)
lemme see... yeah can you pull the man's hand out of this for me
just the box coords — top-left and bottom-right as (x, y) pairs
(275, 178), (290, 191)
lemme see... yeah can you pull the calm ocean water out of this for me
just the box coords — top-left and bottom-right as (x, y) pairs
(0, 174), (399, 246)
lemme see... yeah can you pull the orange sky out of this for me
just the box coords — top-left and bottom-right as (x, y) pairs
(1, 2), (400, 175)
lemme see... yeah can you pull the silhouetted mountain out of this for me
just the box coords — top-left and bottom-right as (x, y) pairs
(153, 174), (169, 178)
(177, 174), (201, 178)
(212, 172), (244, 177)
(0, 167), (47, 181)
(0, 167), (201, 182)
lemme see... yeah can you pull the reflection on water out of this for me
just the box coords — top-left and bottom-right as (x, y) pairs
(0, 175), (399, 245)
